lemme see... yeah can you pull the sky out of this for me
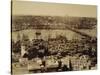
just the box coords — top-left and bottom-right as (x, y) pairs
(12, 1), (97, 17)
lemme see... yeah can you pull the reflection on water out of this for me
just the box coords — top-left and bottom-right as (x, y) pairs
(12, 29), (87, 42)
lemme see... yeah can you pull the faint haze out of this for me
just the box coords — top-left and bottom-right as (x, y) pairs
(12, 1), (97, 17)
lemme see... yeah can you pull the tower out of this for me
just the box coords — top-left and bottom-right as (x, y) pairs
(21, 44), (26, 57)
(21, 34), (29, 57)
(35, 31), (41, 39)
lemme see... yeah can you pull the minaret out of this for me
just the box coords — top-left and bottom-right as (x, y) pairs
(69, 59), (73, 71)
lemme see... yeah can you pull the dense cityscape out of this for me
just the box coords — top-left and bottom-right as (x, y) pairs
(11, 16), (97, 74)
(12, 16), (96, 31)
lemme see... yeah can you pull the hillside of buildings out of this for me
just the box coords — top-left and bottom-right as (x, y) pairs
(12, 16), (97, 31)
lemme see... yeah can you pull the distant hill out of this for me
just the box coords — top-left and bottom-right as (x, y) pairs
(12, 16), (97, 31)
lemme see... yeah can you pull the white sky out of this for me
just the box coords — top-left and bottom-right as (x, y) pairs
(12, 1), (97, 17)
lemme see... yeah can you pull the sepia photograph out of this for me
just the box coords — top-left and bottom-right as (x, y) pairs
(11, 0), (97, 74)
